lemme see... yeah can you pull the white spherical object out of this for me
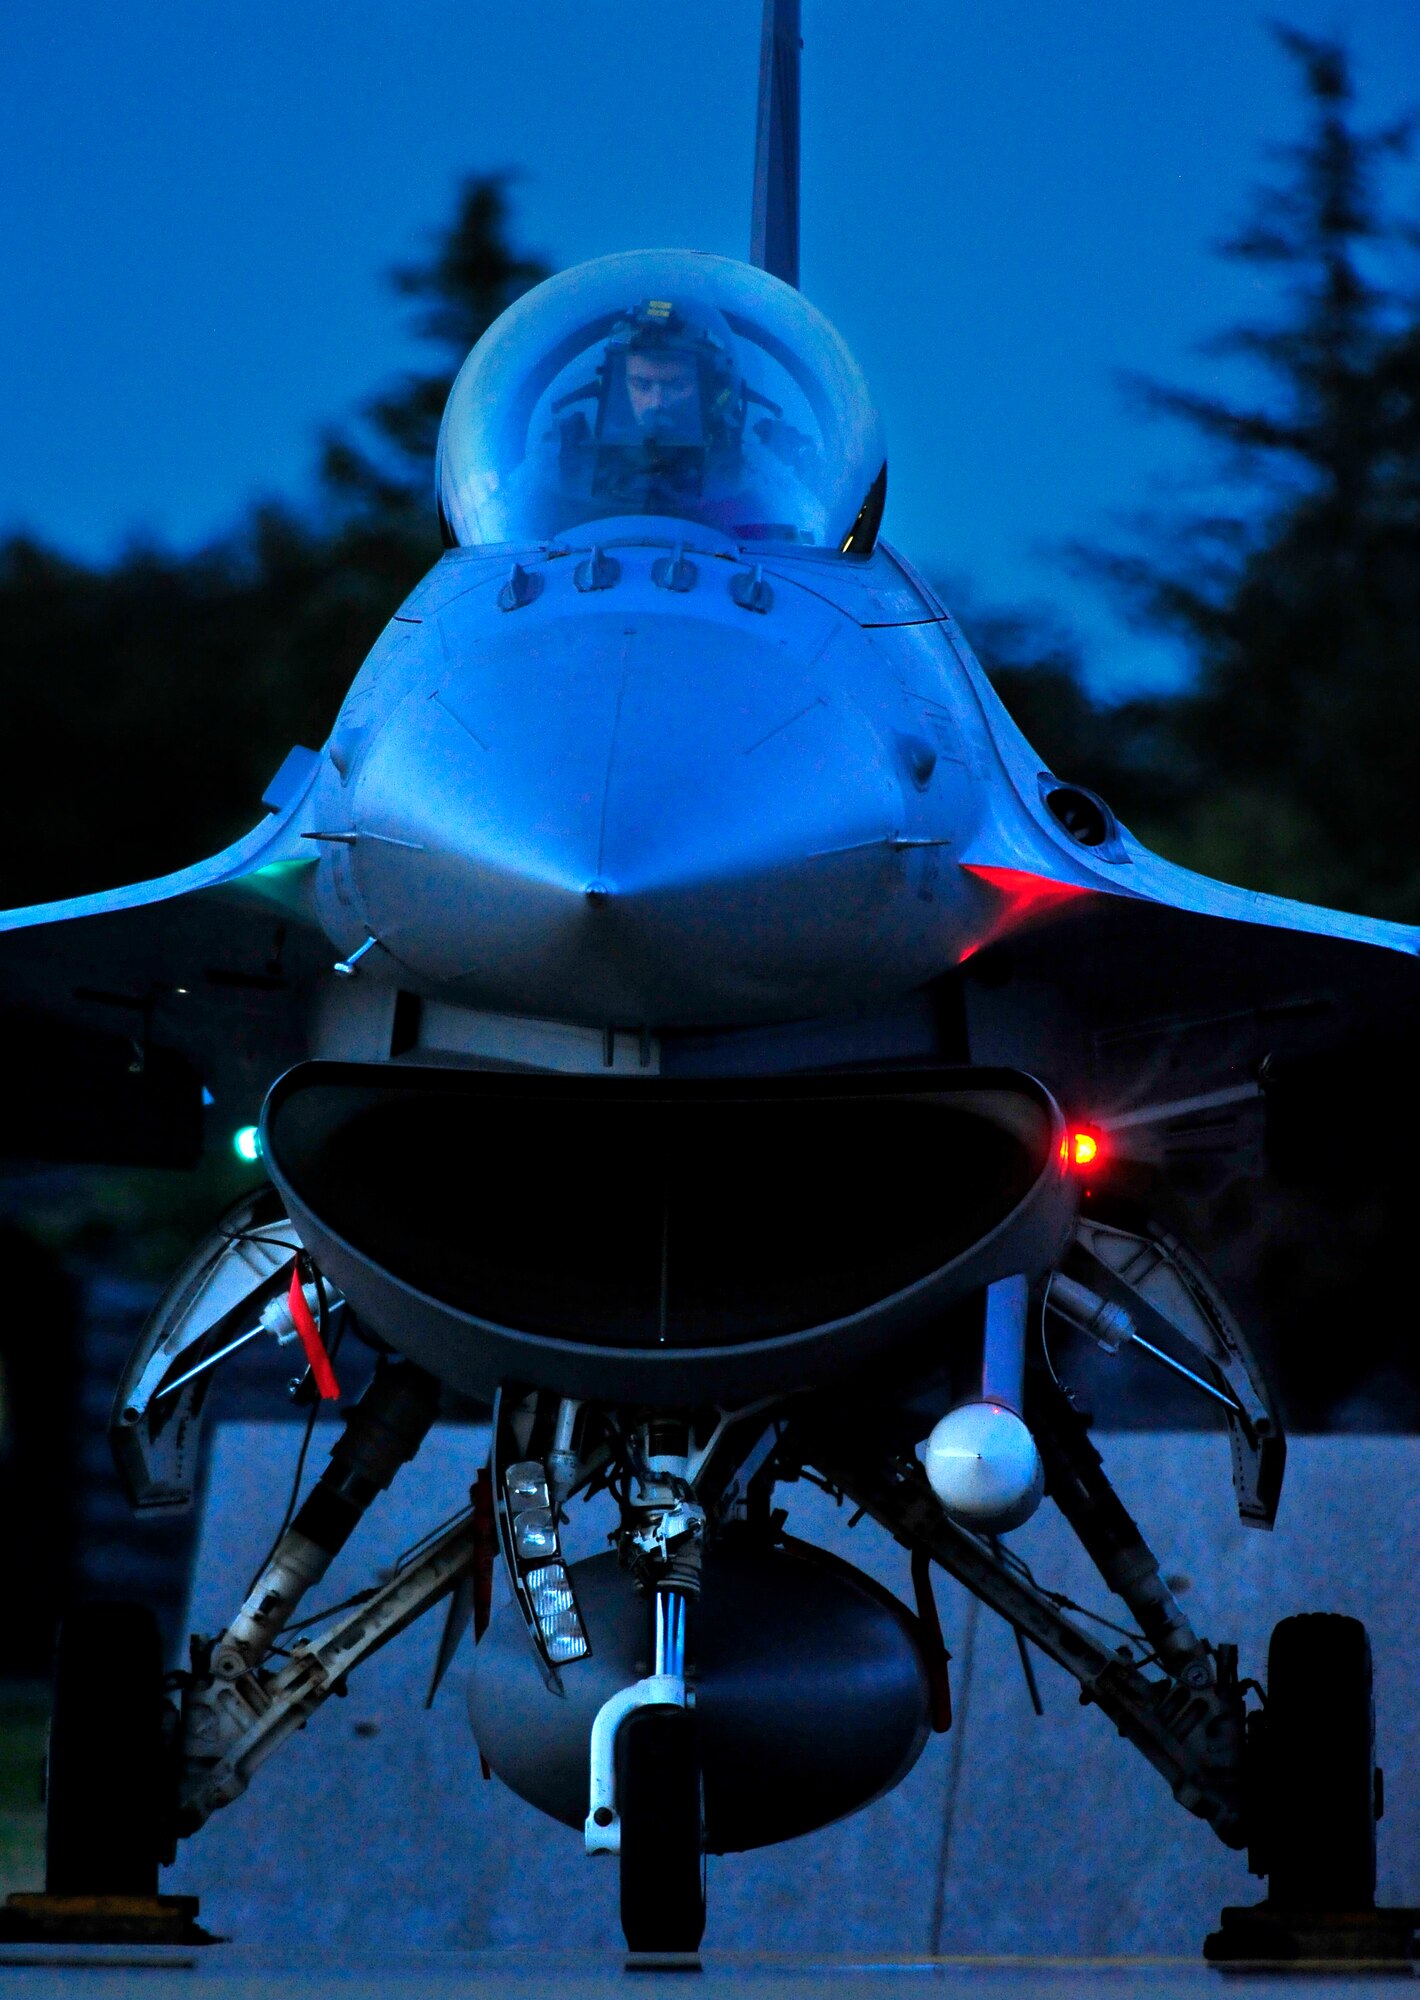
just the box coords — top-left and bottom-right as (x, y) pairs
(921, 1401), (1043, 1532)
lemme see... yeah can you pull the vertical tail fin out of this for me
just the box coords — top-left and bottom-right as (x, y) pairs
(750, 0), (801, 288)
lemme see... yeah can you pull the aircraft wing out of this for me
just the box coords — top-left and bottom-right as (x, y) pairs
(0, 749), (328, 1164)
(933, 601), (1420, 1105)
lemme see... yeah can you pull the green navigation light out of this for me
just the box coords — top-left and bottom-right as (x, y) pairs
(233, 1125), (262, 1163)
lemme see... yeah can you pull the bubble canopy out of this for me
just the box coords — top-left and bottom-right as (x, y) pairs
(436, 251), (887, 554)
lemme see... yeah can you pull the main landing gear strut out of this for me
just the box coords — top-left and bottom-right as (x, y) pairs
(798, 1378), (1411, 1967)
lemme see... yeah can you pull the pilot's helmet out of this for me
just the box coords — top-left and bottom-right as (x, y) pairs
(595, 298), (743, 451)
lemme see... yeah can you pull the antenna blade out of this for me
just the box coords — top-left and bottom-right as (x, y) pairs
(750, 0), (801, 288)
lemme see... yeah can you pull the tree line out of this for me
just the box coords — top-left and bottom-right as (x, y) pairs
(994, 29), (1420, 921)
(0, 181), (547, 909)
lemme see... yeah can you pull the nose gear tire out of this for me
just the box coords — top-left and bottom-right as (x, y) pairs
(616, 1704), (706, 1953)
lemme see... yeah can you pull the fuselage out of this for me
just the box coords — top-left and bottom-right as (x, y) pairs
(310, 516), (1014, 1031)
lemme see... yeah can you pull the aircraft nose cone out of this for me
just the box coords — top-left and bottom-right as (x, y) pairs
(343, 608), (932, 1022)
(597, 633), (893, 889)
(585, 633), (906, 1015)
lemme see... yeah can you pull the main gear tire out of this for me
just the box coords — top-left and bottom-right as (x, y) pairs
(45, 1603), (172, 1895)
(1255, 1612), (1378, 1911)
(617, 1704), (705, 1953)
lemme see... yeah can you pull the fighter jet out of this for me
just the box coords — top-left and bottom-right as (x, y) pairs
(4, 0), (1414, 1962)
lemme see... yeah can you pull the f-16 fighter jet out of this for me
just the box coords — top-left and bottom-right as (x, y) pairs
(4, 0), (1412, 1961)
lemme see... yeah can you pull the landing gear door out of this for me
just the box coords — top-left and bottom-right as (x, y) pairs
(1069, 1217), (1286, 1529)
(110, 1189), (302, 1512)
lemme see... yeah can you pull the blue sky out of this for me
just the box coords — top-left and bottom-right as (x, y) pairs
(2, 0), (1416, 691)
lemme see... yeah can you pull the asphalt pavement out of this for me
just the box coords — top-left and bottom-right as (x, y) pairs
(0, 1946), (1411, 1999)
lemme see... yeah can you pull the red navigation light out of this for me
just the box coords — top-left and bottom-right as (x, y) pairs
(1069, 1129), (1101, 1170)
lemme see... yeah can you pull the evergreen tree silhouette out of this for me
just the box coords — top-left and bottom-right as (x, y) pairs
(1075, 29), (1420, 916)
(0, 177), (548, 907)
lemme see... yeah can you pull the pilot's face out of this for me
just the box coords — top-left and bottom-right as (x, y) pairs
(624, 351), (699, 431)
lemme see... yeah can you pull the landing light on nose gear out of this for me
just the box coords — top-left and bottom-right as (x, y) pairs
(583, 1418), (707, 1956)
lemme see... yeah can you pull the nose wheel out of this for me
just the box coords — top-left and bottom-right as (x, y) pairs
(616, 1702), (706, 1955)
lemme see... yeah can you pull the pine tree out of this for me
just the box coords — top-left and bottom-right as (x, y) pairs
(319, 174), (549, 551)
(1085, 29), (1420, 917)
(0, 177), (548, 906)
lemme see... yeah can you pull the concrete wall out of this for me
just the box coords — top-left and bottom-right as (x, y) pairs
(169, 1424), (1420, 1956)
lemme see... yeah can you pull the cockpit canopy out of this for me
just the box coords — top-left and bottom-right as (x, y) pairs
(436, 250), (887, 553)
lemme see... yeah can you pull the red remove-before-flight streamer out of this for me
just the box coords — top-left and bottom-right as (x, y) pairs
(286, 1264), (342, 1401)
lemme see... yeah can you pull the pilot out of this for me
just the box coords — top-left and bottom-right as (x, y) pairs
(531, 298), (824, 541)
(621, 345), (703, 437)
(581, 299), (743, 496)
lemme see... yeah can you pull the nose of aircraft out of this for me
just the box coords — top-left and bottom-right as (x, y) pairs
(340, 604), (942, 1024)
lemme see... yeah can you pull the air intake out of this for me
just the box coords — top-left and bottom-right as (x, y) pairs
(261, 1062), (1073, 1404)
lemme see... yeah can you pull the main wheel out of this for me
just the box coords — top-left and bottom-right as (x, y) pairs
(1254, 1612), (1378, 1911)
(46, 1603), (172, 1895)
(616, 1704), (705, 1953)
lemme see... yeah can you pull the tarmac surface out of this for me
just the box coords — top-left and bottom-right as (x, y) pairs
(1, 1947), (1415, 1998)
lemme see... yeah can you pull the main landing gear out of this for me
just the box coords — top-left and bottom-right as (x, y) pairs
(800, 1381), (1412, 1966)
(1207, 1613), (1415, 1965)
(45, 1603), (170, 1897)
(0, 1604), (210, 1949)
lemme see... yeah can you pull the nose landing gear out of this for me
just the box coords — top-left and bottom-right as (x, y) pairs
(617, 1696), (706, 1957)
(594, 1417), (708, 1960)
(584, 1583), (706, 1959)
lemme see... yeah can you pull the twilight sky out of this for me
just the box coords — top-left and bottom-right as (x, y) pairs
(2, 0), (1416, 690)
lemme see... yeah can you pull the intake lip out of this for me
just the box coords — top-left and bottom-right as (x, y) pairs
(261, 1059), (1075, 1404)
